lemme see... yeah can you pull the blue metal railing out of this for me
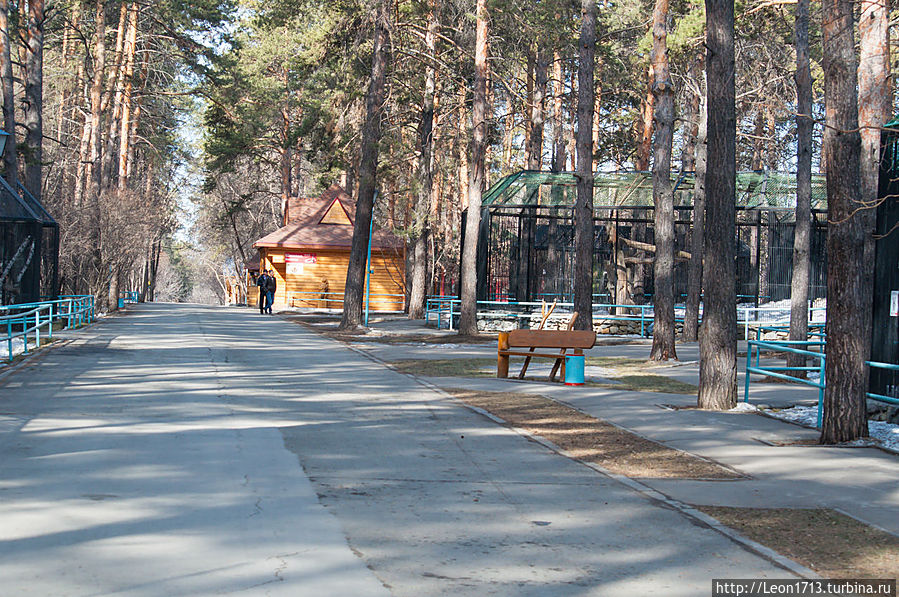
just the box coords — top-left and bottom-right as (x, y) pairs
(1, 296), (95, 362)
(753, 322), (827, 341)
(425, 297), (657, 334)
(744, 337), (826, 428)
(120, 291), (138, 305)
(426, 297), (827, 337)
(744, 335), (899, 428)
(286, 290), (406, 311)
(2, 304), (53, 362)
(737, 305), (826, 340)
(866, 361), (899, 406)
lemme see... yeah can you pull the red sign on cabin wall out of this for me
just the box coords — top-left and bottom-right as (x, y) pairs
(285, 253), (316, 275)
(286, 253), (317, 264)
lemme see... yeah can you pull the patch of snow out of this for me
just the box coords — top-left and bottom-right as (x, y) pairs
(869, 420), (899, 452)
(2, 337), (26, 360)
(734, 298), (827, 324)
(729, 402), (759, 413)
(767, 405), (819, 427)
(763, 405), (899, 452)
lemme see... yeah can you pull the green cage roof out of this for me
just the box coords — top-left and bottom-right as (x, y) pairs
(482, 170), (827, 211)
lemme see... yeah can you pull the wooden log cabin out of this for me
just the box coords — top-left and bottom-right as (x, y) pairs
(251, 184), (405, 312)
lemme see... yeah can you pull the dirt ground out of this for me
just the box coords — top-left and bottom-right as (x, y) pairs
(698, 507), (899, 580)
(445, 388), (741, 480)
(389, 357), (698, 394)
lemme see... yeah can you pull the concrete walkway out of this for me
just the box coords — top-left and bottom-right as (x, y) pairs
(0, 304), (390, 596)
(0, 304), (890, 596)
(356, 317), (899, 536)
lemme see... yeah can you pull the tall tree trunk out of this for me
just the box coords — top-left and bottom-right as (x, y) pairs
(635, 66), (654, 171)
(683, 89), (707, 342)
(457, 85), (468, 209)
(750, 110), (765, 170)
(408, 3), (437, 319)
(592, 69), (602, 172)
(820, 0), (868, 443)
(108, 266), (119, 311)
(458, 0), (488, 335)
(568, 85), (577, 170)
(0, 0), (16, 187)
(125, 95), (141, 182)
(502, 91), (513, 165)
(573, 0), (596, 332)
(649, 0), (677, 361)
(527, 50), (548, 170)
(22, 0), (44, 201)
(546, 54), (566, 298)
(117, 1), (138, 190)
(551, 53), (566, 171)
(148, 236), (161, 302)
(632, 65), (654, 295)
(680, 54), (703, 172)
(339, 1), (390, 330)
(101, 2), (127, 189)
(787, 0), (813, 376)
(855, 0), (890, 392)
(525, 50), (534, 162)
(279, 108), (292, 223)
(88, 0), (107, 299)
(765, 107), (778, 170)
(698, 0), (737, 410)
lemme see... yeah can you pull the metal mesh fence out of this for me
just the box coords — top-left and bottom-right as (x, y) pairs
(482, 171), (827, 306)
(0, 179), (58, 305)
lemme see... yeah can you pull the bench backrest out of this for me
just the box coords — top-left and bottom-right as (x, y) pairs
(506, 329), (596, 349)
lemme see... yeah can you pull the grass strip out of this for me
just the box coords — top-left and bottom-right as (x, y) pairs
(445, 388), (740, 480)
(390, 357), (698, 394)
(697, 507), (899, 580)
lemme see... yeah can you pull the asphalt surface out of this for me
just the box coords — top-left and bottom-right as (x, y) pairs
(0, 303), (888, 595)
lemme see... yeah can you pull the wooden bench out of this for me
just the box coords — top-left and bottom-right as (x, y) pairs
(497, 329), (597, 381)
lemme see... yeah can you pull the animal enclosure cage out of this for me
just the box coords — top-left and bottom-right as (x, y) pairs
(870, 121), (899, 399)
(0, 179), (58, 305)
(472, 170), (828, 307)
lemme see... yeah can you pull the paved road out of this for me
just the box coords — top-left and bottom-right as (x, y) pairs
(0, 303), (790, 596)
(357, 320), (899, 536)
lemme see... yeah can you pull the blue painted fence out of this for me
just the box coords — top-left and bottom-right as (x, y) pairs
(1, 296), (95, 362)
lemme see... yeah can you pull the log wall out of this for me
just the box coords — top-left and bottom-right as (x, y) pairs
(252, 247), (406, 312)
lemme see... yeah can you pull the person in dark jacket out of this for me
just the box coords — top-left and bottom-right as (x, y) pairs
(264, 270), (277, 314)
(257, 271), (268, 314)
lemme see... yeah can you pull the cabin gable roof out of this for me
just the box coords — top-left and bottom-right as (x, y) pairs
(253, 184), (402, 251)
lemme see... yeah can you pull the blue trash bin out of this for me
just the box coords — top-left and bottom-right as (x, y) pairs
(117, 298), (124, 309)
(564, 354), (585, 386)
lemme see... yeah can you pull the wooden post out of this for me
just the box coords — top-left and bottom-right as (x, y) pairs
(497, 331), (510, 378)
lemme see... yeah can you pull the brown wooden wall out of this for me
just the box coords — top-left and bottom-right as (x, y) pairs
(251, 247), (405, 312)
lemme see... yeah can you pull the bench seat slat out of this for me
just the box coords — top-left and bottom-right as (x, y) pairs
(499, 350), (569, 359)
(507, 329), (596, 349)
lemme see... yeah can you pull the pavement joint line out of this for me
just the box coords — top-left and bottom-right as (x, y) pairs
(341, 340), (820, 581)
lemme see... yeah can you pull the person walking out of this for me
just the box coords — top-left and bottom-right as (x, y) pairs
(265, 270), (277, 314)
(257, 270), (269, 314)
